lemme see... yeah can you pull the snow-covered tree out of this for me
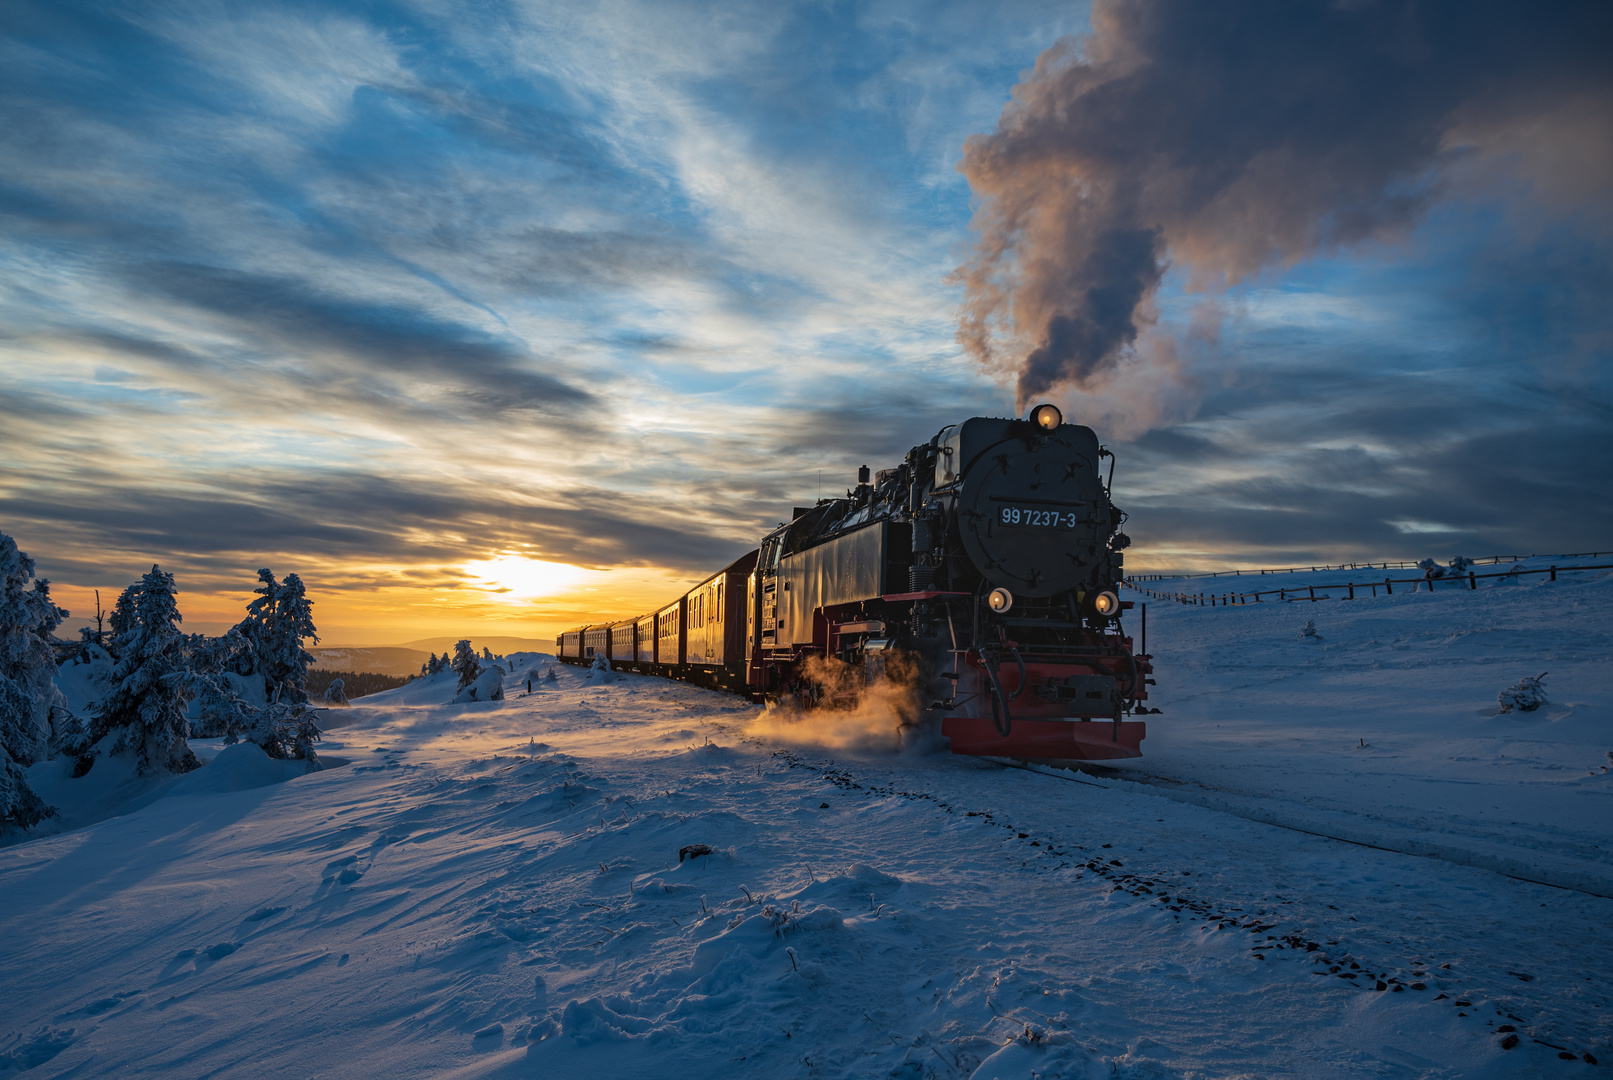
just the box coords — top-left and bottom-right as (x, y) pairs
(452, 665), (504, 703)
(91, 565), (199, 774)
(107, 582), (140, 654)
(0, 533), (69, 828)
(1498, 672), (1548, 713)
(185, 626), (259, 739)
(586, 654), (616, 684)
(184, 570), (323, 760)
(323, 678), (347, 706)
(239, 569), (318, 706)
(74, 625), (100, 664)
(452, 639), (481, 690)
(481, 646), (493, 662)
(0, 533), (69, 752)
(244, 689), (322, 762)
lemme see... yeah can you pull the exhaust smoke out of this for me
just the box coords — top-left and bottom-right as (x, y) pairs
(953, 0), (1612, 411)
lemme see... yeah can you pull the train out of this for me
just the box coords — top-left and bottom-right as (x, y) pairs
(558, 403), (1153, 761)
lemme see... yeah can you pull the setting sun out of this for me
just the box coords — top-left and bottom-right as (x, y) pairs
(462, 556), (602, 601)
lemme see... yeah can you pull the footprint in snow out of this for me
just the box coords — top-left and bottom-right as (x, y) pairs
(0, 1027), (77, 1071)
(322, 854), (366, 884)
(79, 992), (136, 1016)
(243, 906), (285, 923)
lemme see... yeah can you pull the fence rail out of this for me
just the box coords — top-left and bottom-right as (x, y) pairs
(1126, 550), (1613, 582)
(1125, 562), (1613, 606)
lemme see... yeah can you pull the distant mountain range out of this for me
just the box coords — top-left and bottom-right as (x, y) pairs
(309, 637), (554, 676)
(394, 636), (554, 655)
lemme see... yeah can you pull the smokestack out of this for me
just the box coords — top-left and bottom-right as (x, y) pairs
(953, 0), (1612, 409)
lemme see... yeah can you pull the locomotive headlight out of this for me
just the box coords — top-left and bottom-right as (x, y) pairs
(1030, 403), (1062, 431)
(987, 587), (1014, 613)
(1092, 590), (1119, 617)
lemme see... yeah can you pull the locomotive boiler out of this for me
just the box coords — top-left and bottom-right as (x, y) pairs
(560, 404), (1152, 761)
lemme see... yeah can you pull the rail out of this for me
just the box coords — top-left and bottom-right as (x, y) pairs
(1124, 562), (1613, 606)
(1126, 549), (1613, 582)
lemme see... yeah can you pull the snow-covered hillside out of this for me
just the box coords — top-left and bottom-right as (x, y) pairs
(1, 569), (1610, 1078)
(1113, 555), (1613, 898)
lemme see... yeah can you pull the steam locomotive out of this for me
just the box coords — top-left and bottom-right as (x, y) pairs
(559, 403), (1152, 760)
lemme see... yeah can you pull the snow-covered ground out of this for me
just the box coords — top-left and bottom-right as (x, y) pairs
(2, 567), (1610, 1078)
(1112, 555), (1613, 899)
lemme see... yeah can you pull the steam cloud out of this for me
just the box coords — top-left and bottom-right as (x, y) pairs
(747, 653), (929, 754)
(954, 0), (1613, 407)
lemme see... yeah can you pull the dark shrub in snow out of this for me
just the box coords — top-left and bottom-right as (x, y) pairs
(1498, 672), (1548, 713)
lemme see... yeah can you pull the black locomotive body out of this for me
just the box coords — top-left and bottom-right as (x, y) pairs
(561, 405), (1151, 761)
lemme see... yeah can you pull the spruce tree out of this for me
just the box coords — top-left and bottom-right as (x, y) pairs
(107, 582), (139, 653)
(186, 626), (257, 739)
(452, 639), (481, 690)
(212, 569), (323, 761)
(0, 532), (68, 828)
(240, 569), (318, 705)
(245, 688), (322, 762)
(91, 565), (199, 774)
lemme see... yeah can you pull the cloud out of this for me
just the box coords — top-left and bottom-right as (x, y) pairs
(3, 0), (1609, 636)
(953, 0), (1613, 408)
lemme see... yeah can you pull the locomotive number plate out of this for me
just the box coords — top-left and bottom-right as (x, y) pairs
(997, 505), (1083, 528)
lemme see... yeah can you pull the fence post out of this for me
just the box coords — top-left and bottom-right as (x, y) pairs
(1348, 583), (1355, 599)
(1550, 565), (1557, 581)
(1385, 578), (1392, 595)
(1309, 586), (1315, 600)
(1469, 572), (1476, 590)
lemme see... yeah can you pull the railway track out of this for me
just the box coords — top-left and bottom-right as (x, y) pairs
(997, 757), (1613, 901)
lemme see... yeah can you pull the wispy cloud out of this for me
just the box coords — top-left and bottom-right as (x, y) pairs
(1, 0), (1608, 639)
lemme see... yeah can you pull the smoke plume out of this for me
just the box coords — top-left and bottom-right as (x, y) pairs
(954, 0), (1613, 408)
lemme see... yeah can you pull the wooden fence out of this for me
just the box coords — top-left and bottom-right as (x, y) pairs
(1127, 550), (1613, 582)
(1125, 562), (1613, 606)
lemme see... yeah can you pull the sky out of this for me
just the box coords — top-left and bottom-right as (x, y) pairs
(2, 0), (1609, 646)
